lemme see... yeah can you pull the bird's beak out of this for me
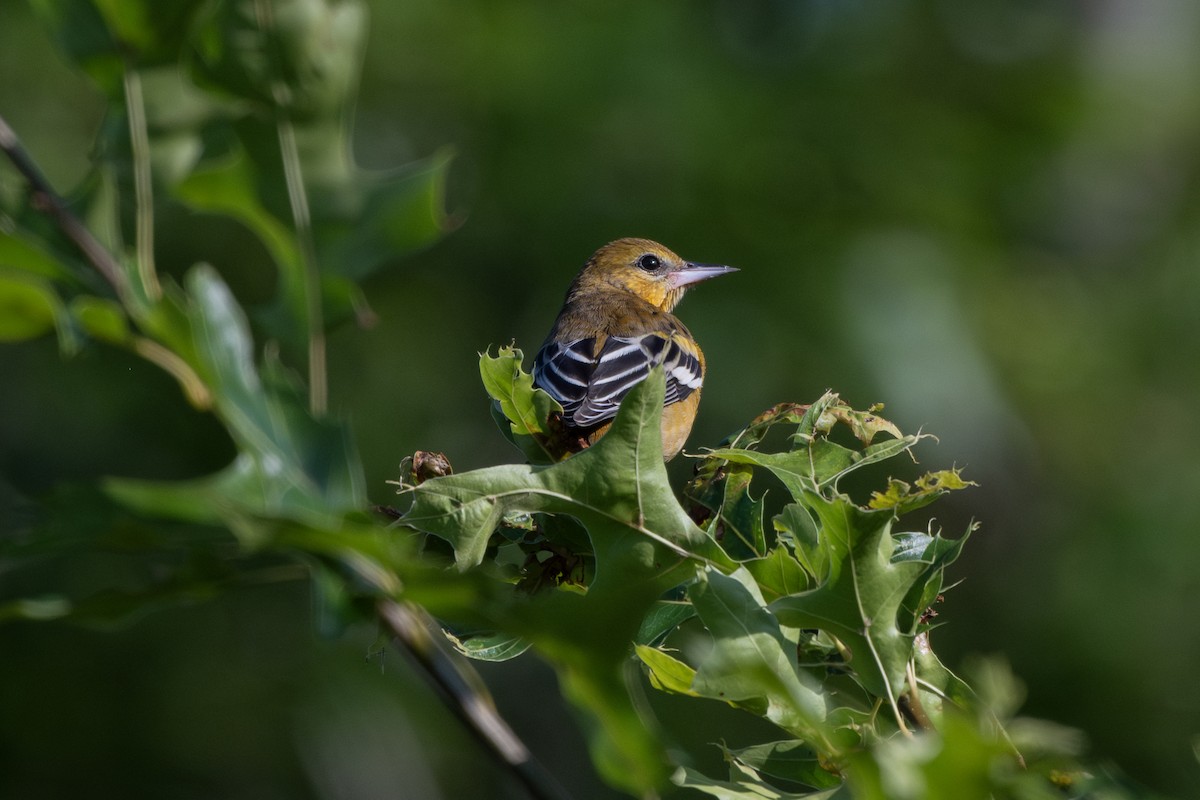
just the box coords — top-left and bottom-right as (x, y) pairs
(668, 262), (739, 289)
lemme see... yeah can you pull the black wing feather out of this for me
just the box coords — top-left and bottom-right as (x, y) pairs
(533, 333), (703, 429)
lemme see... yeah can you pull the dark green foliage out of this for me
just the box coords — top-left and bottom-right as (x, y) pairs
(0, 2), (1175, 799)
(431, 350), (1090, 797)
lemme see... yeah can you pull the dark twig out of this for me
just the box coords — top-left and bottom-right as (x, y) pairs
(2, 110), (565, 799)
(377, 600), (573, 800)
(0, 114), (213, 407)
(0, 114), (130, 302)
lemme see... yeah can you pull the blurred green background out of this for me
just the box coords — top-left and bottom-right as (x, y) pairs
(2, 1), (1199, 798)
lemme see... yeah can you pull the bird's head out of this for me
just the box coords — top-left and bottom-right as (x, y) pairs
(573, 237), (737, 312)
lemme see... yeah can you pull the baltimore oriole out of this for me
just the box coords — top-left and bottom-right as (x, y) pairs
(533, 238), (736, 460)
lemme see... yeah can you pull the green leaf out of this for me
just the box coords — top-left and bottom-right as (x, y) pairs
(189, 0), (366, 119)
(893, 524), (972, 636)
(71, 296), (130, 344)
(844, 712), (1023, 800)
(672, 765), (847, 799)
(92, 0), (208, 66)
(479, 346), (563, 464)
(743, 546), (810, 602)
(688, 568), (833, 750)
(724, 740), (843, 791)
(769, 494), (923, 704)
(707, 433), (918, 500)
(173, 150), (309, 351)
(0, 231), (76, 282)
(404, 368), (727, 571)
(0, 271), (80, 354)
(402, 370), (732, 795)
(137, 66), (234, 186)
(443, 630), (531, 662)
(30, 0), (207, 95)
(0, 274), (59, 342)
(635, 600), (695, 646)
(308, 558), (358, 638)
(174, 143), (451, 352)
(774, 503), (824, 581)
(635, 645), (701, 696)
(687, 401), (810, 516)
(703, 449), (820, 499)
(28, 0), (123, 93)
(711, 462), (767, 560)
(312, 149), (455, 283)
(911, 641), (979, 731)
(824, 404), (902, 446)
(106, 452), (352, 531)
(869, 469), (976, 514)
(0, 596), (73, 623)
(107, 265), (365, 529)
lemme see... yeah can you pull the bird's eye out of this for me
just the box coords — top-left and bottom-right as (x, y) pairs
(637, 254), (661, 272)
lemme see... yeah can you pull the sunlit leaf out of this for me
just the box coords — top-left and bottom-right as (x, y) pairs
(869, 468), (976, 514)
(402, 371), (731, 794)
(688, 568), (834, 751)
(770, 494), (924, 704)
(444, 630), (531, 662)
(825, 404), (902, 445)
(774, 502), (823, 581)
(479, 345), (563, 464)
(743, 546), (810, 602)
(636, 645), (701, 697)
(686, 401), (809, 517)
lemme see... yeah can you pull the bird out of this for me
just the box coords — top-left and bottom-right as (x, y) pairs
(532, 238), (737, 460)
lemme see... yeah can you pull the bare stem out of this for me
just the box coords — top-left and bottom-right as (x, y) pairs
(252, 0), (327, 416)
(377, 600), (573, 800)
(123, 66), (161, 300)
(0, 114), (131, 303)
(275, 116), (328, 416)
(903, 661), (933, 729)
(132, 337), (212, 409)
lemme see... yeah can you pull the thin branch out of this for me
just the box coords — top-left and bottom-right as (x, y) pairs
(0, 114), (131, 303)
(902, 661), (933, 729)
(252, 0), (328, 417)
(377, 599), (574, 800)
(275, 116), (328, 416)
(132, 337), (212, 409)
(123, 66), (161, 300)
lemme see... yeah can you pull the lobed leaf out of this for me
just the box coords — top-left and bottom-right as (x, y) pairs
(770, 493), (923, 705)
(869, 469), (976, 514)
(688, 568), (834, 751)
(479, 346), (563, 464)
(402, 371), (732, 795)
(635, 645), (701, 697)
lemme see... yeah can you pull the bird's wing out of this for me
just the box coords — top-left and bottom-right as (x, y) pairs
(533, 332), (702, 428)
